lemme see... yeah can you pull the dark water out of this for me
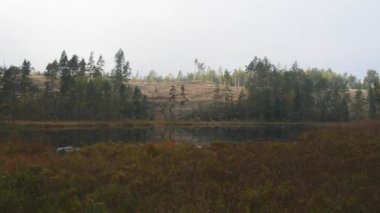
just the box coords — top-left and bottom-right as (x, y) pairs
(0, 125), (317, 147)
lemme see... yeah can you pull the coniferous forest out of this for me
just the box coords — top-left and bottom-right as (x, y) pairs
(0, 49), (149, 120)
(0, 50), (379, 122)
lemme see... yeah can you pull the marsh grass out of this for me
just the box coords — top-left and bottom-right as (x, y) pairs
(1, 120), (334, 131)
(0, 122), (379, 212)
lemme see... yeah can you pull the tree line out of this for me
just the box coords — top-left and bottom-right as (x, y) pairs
(0, 49), (150, 120)
(195, 57), (379, 122)
(138, 58), (250, 87)
(1, 54), (379, 121)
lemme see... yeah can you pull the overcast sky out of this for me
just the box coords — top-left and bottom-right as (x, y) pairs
(1, 0), (379, 78)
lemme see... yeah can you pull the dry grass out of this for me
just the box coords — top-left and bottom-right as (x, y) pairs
(0, 122), (379, 212)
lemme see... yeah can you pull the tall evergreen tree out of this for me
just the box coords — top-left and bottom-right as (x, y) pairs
(177, 70), (184, 81)
(366, 70), (380, 119)
(112, 49), (131, 83)
(168, 85), (176, 120)
(45, 60), (59, 94)
(246, 57), (276, 121)
(1, 66), (21, 102)
(86, 52), (96, 76)
(236, 89), (247, 120)
(340, 96), (350, 121)
(0, 66), (21, 118)
(58, 51), (72, 95)
(78, 58), (86, 76)
(20, 60), (34, 101)
(352, 90), (366, 120)
(94, 55), (105, 78)
(68, 55), (79, 76)
(223, 70), (231, 86)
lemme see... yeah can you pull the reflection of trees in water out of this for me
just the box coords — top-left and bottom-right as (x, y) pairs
(14, 128), (154, 147)
(165, 126), (312, 143)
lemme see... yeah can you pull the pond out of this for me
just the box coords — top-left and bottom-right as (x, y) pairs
(0, 124), (320, 147)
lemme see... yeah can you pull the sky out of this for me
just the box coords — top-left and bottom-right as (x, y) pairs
(1, 0), (380, 79)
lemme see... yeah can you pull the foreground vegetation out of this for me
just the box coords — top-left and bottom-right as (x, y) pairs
(0, 122), (379, 212)
(0, 120), (332, 130)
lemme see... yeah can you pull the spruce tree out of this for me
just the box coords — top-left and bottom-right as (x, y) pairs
(78, 58), (86, 76)
(1, 66), (21, 102)
(112, 49), (131, 83)
(169, 85), (176, 119)
(0, 66), (21, 118)
(95, 55), (105, 78)
(352, 90), (366, 120)
(45, 60), (59, 94)
(58, 51), (72, 95)
(86, 52), (96, 77)
(366, 70), (380, 119)
(68, 55), (79, 76)
(20, 60), (34, 101)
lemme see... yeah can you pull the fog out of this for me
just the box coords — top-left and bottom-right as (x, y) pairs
(1, 0), (380, 78)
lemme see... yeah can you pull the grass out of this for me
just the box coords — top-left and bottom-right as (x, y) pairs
(0, 120), (335, 131)
(0, 121), (379, 212)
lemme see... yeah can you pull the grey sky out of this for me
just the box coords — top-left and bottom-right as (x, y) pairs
(1, 0), (379, 78)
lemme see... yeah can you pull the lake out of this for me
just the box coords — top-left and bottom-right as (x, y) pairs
(0, 123), (320, 147)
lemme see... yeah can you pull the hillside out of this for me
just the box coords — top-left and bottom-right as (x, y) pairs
(131, 81), (243, 102)
(30, 74), (246, 119)
(131, 81), (244, 119)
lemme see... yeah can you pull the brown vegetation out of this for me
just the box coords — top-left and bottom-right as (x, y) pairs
(0, 122), (379, 212)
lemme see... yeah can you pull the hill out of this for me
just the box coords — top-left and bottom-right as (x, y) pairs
(30, 74), (246, 119)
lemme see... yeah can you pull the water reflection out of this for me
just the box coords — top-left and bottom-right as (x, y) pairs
(1, 125), (315, 147)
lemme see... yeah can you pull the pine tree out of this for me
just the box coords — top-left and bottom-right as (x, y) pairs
(179, 84), (188, 106)
(179, 84), (188, 118)
(246, 57), (276, 121)
(78, 58), (86, 76)
(94, 55), (105, 78)
(123, 61), (131, 82)
(68, 55), (79, 76)
(292, 84), (302, 120)
(58, 51), (72, 95)
(86, 52), (96, 77)
(20, 60), (34, 102)
(340, 96), (350, 121)
(352, 90), (366, 120)
(177, 70), (184, 81)
(45, 60), (59, 94)
(0, 66), (21, 118)
(112, 49), (131, 83)
(223, 70), (231, 86)
(236, 89), (247, 120)
(169, 85), (176, 119)
(86, 80), (96, 118)
(0, 66), (4, 79)
(366, 70), (380, 119)
(1, 66), (21, 102)
(368, 83), (378, 119)
(194, 58), (206, 80)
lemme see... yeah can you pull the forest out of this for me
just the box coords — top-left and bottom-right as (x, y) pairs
(0, 50), (379, 122)
(0, 50), (149, 120)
